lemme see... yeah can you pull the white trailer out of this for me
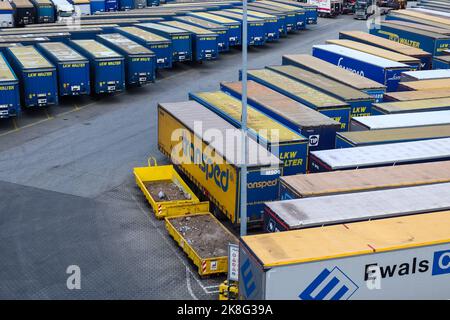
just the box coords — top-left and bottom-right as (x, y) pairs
(307, 0), (343, 17)
(0, 1), (14, 28)
(239, 211), (450, 300)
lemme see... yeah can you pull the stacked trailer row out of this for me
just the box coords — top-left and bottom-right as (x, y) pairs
(0, 52), (20, 118)
(384, 88), (450, 101)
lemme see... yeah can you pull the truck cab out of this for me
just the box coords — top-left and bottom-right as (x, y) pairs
(50, 0), (75, 22)
(354, 0), (376, 19)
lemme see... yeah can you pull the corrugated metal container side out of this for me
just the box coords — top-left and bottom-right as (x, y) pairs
(433, 55), (450, 70)
(248, 2), (298, 33)
(5, 46), (58, 108)
(157, 101), (282, 226)
(384, 88), (450, 101)
(267, 65), (375, 118)
(36, 42), (91, 96)
(96, 33), (156, 86)
(398, 78), (450, 91)
(244, 68), (351, 132)
(115, 26), (172, 69)
(0, 52), (20, 117)
(312, 44), (413, 92)
(282, 54), (386, 103)
(69, 39), (125, 94)
(189, 91), (308, 175)
(371, 98), (450, 115)
(401, 69), (450, 82)
(308, 137), (450, 172)
(339, 30), (433, 70)
(279, 160), (450, 199)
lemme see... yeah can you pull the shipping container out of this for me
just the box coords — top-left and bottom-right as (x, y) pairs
(36, 42), (90, 96)
(10, 0), (36, 26)
(336, 124), (450, 148)
(189, 91), (309, 175)
(401, 69), (450, 82)
(309, 137), (450, 172)
(239, 212), (450, 299)
(136, 22), (192, 63)
(371, 98), (450, 115)
(248, 2), (298, 33)
(244, 68), (351, 131)
(270, 0), (317, 24)
(225, 8), (280, 42)
(370, 22), (450, 57)
(105, 0), (118, 11)
(264, 182), (450, 232)
(339, 30), (433, 70)
(209, 10), (266, 46)
(384, 88), (450, 101)
(220, 80), (340, 151)
(157, 101), (282, 226)
(0, 52), (20, 118)
(268, 65), (375, 118)
(70, 0), (91, 15)
(312, 44), (412, 92)
(96, 33), (155, 86)
(282, 54), (386, 103)
(0, 1), (14, 28)
(31, 0), (55, 23)
(259, 0), (308, 27)
(280, 160), (450, 199)
(398, 78), (450, 91)
(434, 55), (450, 70)
(173, 16), (229, 52)
(90, 0), (105, 13)
(159, 20), (218, 61)
(5, 46), (58, 108)
(326, 39), (421, 70)
(187, 11), (241, 46)
(115, 26), (172, 69)
(69, 39), (125, 94)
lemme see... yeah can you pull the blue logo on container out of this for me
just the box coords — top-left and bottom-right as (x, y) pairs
(299, 267), (358, 300)
(240, 259), (256, 298)
(432, 250), (450, 276)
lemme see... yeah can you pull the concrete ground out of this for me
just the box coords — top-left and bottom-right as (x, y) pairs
(0, 14), (367, 299)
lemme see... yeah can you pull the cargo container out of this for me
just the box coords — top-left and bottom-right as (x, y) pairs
(189, 91), (309, 175)
(384, 89), (450, 101)
(0, 1), (14, 28)
(157, 101), (282, 226)
(90, 0), (104, 13)
(308, 137), (450, 172)
(279, 160), (450, 199)
(70, 0), (91, 15)
(270, 0), (317, 24)
(371, 98), (450, 115)
(401, 69), (450, 82)
(220, 81), (340, 151)
(31, 0), (55, 23)
(370, 22), (450, 57)
(187, 11), (241, 46)
(326, 39), (421, 70)
(398, 79), (450, 91)
(259, 0), (308, 28)
(96, 33), (155, 87)
(105, 0), (118, 11)
(339, 30), (433, 70)
(264, 182), (450, 232)
(336, 124), (450, 148)
(239, 212), (450, 299)
(268, 65), (375, 118)
(159, 20), (218, 62)
(115, 26), (172, 69)
(244, 69), (351, 131)
(5, 46), (58, 108)
(225, 8), (280, 42)
(282, 54), (386, 103)
(11, 0), (36, 26)
(210, 10), (266, 46)
(248, 2), (298, 32)
(36, 42), (90, 96)
(136, 22), (192, 63)
(173, 16), (229, 52)
(0, 52), (20, 118)
(69, 39), (125, 94)
(434, 55), (450, 70)
(312, 44), (412, 92)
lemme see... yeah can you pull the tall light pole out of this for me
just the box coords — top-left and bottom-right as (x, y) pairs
(240, 0), (248, 237)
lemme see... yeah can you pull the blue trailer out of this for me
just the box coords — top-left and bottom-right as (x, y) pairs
(189, 91), (309, 175)
(312, 44), (412, 92)
(146, 0), (159, 6)
(115, 26), (172, 69)
(96, 33), (156, 87)
(246, 5), (287, 36)
(370, 22), (450, 57)
(0, 43), (22, 53)
(209, 10), (266, 46)
(136, 22), (192, 63)
(69, 39), (125, 94)
(160, 20), (218, 62)
(270, 0), (316, 24)
(220, 80), (341, 151)
(5, 46), (58, 108)
(0, 36), (50, 45)
(30, 0), (55, 23)
(371, 98), (450, 115)
(257, 0), (307, 29)
(268, 65), (375, 118)
(187, 11), (241, 47)
(248, 2), (298, 33)
(434, 56), (450, 69)
(118, 0), (133, 10)
(90, 0), (105, 13)
(243, 68), (351, 132)
(0, 52), (20, 118)
(105, 0), (118, 11)
(36, 42), (90, 96)
(173, 16), (229, 52)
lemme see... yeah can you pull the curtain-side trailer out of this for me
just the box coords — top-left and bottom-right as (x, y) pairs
(0, 52), (20, 118)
